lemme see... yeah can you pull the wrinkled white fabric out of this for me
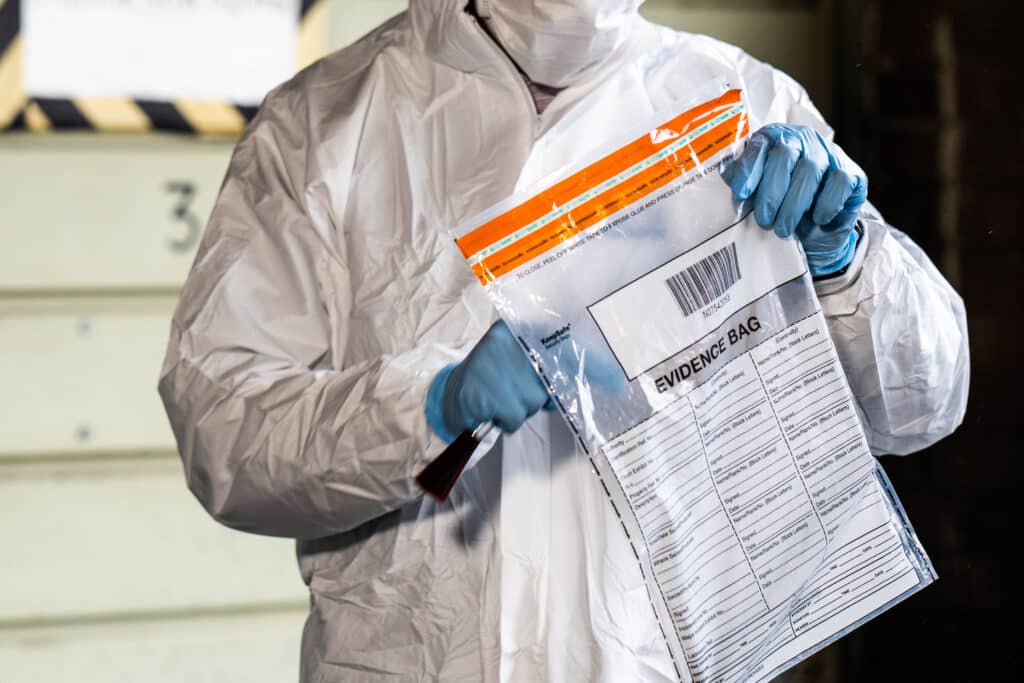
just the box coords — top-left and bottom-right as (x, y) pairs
(478, 0), (644, 86)
(158, 1), (969, 681)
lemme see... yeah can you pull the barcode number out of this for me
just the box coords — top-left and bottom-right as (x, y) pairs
(665, 242), (742, 317)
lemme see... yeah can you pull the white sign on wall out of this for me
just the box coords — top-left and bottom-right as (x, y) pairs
(24, 0), (299, 104)
(1, 0), (324, 132)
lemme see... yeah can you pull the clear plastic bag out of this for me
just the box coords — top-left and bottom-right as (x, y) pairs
(451, 83), (934, 682)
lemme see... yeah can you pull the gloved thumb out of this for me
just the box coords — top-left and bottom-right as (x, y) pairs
(551, 342), (629, 396)
(721, 133), (769, 201)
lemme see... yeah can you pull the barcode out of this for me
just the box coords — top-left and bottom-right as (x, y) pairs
(665, 242), (741, 316)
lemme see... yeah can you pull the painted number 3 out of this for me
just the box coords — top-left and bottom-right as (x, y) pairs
(165, 181), (201, 253)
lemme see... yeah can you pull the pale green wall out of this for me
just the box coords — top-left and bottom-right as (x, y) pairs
(0, 137), (309, 679)
(0, 2), (828, 680)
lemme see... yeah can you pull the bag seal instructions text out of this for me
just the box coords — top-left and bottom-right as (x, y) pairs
(451, 84), (935, 682)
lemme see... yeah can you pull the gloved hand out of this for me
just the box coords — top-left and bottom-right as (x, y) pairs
(426, 321), (553, 441)
(723, 123), (868, 277)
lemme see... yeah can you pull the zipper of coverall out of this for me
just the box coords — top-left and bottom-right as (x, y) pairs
(464, 12), (543, 141)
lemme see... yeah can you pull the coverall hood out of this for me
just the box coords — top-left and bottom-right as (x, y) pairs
(474, 0), (645, 86)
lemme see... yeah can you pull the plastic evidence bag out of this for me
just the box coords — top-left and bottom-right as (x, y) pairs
(451, 85), (936, 682)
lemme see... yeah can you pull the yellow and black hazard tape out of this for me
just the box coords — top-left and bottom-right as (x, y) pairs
(0, 0), (326, 134)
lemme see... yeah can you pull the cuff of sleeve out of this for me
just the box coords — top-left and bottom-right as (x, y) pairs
(808, 228), (860, 278)
(814, 222), (870, 296)
(425, 363), (459, 444)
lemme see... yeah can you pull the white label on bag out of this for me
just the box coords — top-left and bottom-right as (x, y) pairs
(454, 89), (934, 683)
(588, 216), (806, 379)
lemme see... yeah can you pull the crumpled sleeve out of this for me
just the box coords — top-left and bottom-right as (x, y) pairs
(733, 49), (970, 455)
(789, 95), (971, 456)
(158, 89), (450, 540)
(815, 209), (970, 455)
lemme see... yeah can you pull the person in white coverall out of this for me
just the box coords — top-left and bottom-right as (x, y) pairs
(158, 1), (970, 680)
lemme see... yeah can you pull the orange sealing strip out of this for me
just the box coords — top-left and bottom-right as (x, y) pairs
(467, 106), (749, 285)
(457, 89), (744, 260)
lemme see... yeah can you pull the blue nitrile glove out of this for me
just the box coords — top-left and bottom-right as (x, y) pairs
(426, 321), (554, 441)
(723, 123), (868, 277)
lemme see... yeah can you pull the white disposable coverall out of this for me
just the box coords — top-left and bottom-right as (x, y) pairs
(158, 1), (970, 680)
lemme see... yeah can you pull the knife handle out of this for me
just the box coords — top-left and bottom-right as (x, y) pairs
(415, 422), (494, 502)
